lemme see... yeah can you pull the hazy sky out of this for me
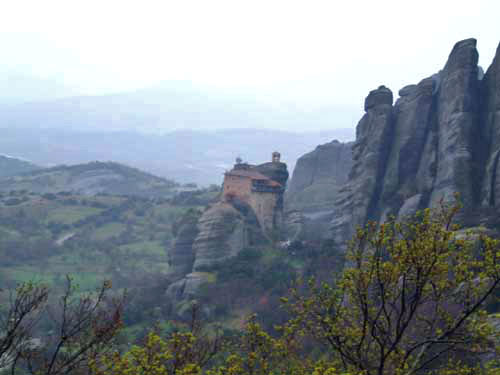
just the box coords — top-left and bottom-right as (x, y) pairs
(0, 0), (498, 111)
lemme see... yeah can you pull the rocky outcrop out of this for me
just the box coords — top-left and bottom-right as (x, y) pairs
(167, 202), (248, 303)
(254, 162), (289, 188)
(318, 38), (500, 250)
(287, 140), (353, 212)
(285, 140), (353, 241)
(168, 210), (200, 279)
(166, 155), (289, 308)
(192, 202), (250, 271)
(283, 210), (305, 242)
(481, 42), (500, 207)
(166, 199), (267, 306)
(329, 85), (395, 248)
(430, 39), (481, 209)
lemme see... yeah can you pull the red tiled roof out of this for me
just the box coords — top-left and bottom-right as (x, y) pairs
(225, 169), (282, 187)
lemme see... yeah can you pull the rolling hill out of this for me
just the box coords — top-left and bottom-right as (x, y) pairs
(0, 161), (179, 197)
(0, 154), (41, 178)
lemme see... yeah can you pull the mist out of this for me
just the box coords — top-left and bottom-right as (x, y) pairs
(0, 0), (498, 184)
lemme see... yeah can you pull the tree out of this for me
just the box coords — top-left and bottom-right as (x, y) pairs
(90, 303), (224, 375)
(206, 315), (314, 375)
(1, 277), (124, 375)
(52, 200), (499, 375)
(0, 282), (48, 369)
(283, 201), (500, 375)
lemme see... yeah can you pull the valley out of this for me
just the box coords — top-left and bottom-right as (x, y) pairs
(0, 36), (499, 374)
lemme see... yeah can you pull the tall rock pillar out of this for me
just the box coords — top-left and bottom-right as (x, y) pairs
(431, 38), (481, 208)
(329, 86), (394, 249)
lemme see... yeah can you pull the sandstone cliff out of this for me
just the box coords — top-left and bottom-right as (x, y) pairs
(325, 38), (500, 250)
(168, 209), (200, 280)
(287, 140), (353, 213)
(286, 39), (500, 248)
(285, 140), (353, 241)
(192, 201), (263, 271)
(166, 201), (265, 303)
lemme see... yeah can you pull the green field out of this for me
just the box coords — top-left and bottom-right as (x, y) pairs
(92, 222), (126, 241)
(0, 191), (194, 294)
(118, 240), (166, 257)
(47, 205), (103, 224)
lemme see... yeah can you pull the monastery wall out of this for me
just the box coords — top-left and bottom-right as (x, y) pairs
(223, 175), (252, 201)
(247, 190), (279, 236)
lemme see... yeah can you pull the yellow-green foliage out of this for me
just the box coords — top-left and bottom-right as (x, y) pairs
(281, 200), (500, 375)
(90, 200), (499, 375)
(90, 332), (202, 375)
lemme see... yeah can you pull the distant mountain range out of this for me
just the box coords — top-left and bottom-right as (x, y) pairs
(0, 73), (78, 104)
(0, 79), (360, 132)
(0, 78), (356, 185)
(0, 127), (354, 186)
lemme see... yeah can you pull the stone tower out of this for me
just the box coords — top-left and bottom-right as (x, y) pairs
(272, 151), (281, 163)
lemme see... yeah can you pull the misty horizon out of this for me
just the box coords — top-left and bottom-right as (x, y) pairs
(1, 1), (499, 133)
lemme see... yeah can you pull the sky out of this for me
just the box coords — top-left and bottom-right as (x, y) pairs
(0, 0), (498, 124)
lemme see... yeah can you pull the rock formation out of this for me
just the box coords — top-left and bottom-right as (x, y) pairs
(166, 156), (288, 308)
(481, 42), (500, 207)
(167, 210), (200, 279)
(325, 39), (500, 250)
(287, 39), (500, 249)
(287, 140), (353, 213)
(192, 201), (262, 271)
(285, 140), (353, 240)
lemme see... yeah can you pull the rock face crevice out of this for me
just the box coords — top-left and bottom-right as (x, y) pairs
(429, 39), (481, 210)
(168, 210), (200, 279)
(286, 39), (500, 250)
(481, 42), (500, 208)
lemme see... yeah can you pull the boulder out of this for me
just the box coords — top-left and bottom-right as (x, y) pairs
(398, 85), (417, 97)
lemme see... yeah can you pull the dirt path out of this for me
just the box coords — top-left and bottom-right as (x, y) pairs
(56, 232), (75, 246)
